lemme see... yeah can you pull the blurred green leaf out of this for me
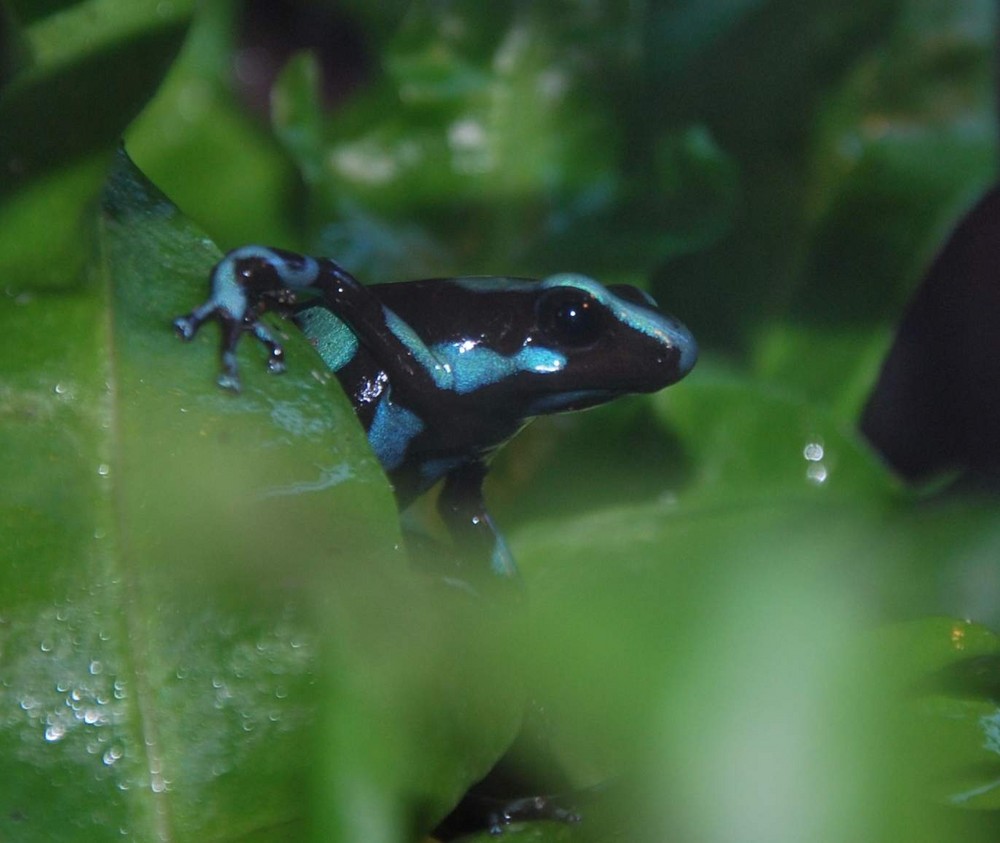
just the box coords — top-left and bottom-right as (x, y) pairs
(511, 498), (1000, 842)
(653, 360), (894, 505)
(268, 1), (736, 283)
(880, 619), (1000, 810)
(657, 0), (995, 359)
(126, 1), (302, 251)
(0, 0), (194, 288)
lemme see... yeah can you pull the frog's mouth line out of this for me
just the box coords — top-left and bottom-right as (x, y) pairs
(526, 389), (622, 415)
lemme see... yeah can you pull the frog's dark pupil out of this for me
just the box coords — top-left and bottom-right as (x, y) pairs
(537, 289), (602, 347)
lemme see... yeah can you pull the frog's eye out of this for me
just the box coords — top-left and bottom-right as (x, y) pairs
(536, 288), (602, 347)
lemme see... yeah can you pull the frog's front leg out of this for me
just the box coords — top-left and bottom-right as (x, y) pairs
(438, 462), (518, 580)
(173, 246), (319, 390)
(176, 245), (443, 394)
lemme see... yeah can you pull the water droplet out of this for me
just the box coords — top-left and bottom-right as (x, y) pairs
(97, 464), (110, 477)
(803, 442), (824, 462)
(103, 746), (123, 766)
(45, 723), (66, 742)
(83, 708), (100, 725)
(806, 463), (828, 485)
(39, 640), (53, 653)
(89, 660), (103, 675)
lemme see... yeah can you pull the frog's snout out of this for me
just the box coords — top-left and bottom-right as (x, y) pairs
(659, 316), (697, 385)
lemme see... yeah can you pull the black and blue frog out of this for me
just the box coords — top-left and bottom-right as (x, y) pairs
(174, 246), (696, 577)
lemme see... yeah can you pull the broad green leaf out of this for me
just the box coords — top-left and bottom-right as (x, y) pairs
(652, 360), (894, 506)
(0, 148), (398, 841)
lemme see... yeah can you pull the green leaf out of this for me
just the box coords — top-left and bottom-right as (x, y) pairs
(879, 619), (1000, 810)
(657, 0), (996, 363)
(0, 0), (195, 288)
(126, 2), (302, 251)
(0, 148), (398, 841)
(652, 360), (893, 506)
(510, 498), (1000, 841)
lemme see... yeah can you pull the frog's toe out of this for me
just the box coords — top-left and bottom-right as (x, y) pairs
(216, 371), (242, 392)
(172, 314), (199, 340)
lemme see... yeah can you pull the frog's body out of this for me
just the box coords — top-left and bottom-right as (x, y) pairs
(174, 245), (696, 576)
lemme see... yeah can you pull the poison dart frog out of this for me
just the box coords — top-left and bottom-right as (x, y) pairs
(174, 246), (697, 578)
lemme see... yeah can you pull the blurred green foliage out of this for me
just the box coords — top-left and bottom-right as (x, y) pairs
(2, 1), (1000, 841)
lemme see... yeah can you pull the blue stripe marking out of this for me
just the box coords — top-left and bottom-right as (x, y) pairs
(367, 392), (424, 472)
(385, 307), (567, 394)
(432, 341), (566, 394)
(297, 308), (359, 372)
(384, 309), (452, 389)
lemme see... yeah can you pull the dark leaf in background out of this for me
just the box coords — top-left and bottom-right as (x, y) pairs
(861, 186), (1000, 484)
(235, 0), (372, 115)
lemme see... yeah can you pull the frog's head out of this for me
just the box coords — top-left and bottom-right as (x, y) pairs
(521, 273), (697, 414)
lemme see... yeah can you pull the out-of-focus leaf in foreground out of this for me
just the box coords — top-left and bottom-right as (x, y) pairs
(509, 497), (1000, 842)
